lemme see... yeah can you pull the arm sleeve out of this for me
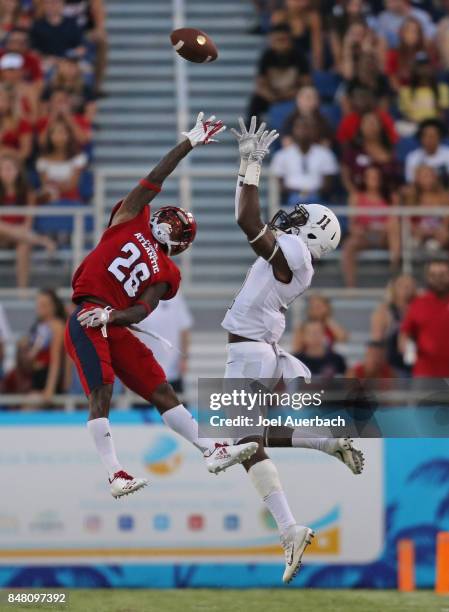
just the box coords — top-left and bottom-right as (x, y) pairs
(235, 175), (244, 221)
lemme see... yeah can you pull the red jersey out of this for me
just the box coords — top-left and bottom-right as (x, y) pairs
(401, 291), (449, 377)
(72, 203), (181, 309)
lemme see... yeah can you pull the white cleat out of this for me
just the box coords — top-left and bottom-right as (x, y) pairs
(281, 524), (315, 584)
(330, 437), (365, 475)
(204, 442), (258, 474)
(109, 470), (148, 499)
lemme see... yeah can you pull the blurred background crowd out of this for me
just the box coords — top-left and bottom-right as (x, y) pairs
(1, 0), (449, 409)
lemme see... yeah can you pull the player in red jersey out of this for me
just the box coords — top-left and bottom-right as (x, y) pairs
(65, 112), (258, 498)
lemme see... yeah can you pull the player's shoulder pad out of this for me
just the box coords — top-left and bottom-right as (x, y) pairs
(276, 233), (313, 273)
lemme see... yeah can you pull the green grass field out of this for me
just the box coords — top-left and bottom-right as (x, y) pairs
(1, 589), (448, 612)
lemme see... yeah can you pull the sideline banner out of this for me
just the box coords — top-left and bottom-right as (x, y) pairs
(0, 413), (383, 565)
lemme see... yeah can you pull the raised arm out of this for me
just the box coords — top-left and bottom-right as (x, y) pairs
(112, 113), (225, 226)
(231, 117), (292, 283)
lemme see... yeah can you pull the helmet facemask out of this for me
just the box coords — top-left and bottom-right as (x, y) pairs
(268, 204), (309, 235)
(150, 207), (197, 255)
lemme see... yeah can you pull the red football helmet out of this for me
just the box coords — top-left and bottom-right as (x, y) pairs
(150, 206), (197, 255)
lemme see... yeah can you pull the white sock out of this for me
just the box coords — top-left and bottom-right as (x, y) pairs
(162, 404), (215, 453)
(248, 459), (296, 536)
(292, 435), (331, 453)
(87, 417), (122, 478)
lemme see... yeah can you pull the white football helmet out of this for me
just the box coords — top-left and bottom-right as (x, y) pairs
(269, 203), (341, 259)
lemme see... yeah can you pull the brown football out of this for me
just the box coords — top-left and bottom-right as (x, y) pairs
(170, 28), (218, 63)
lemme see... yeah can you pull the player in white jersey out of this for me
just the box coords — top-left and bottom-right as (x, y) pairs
(222, 117), (364, 584)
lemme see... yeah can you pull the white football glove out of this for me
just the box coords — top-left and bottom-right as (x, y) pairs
(182, 112), (226, 147)
(230, 116), (267, 161)
(77, 306), (113, 338)
(248, 128), (279, 164)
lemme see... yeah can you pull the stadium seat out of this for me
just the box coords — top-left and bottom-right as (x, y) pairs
(320, 103), (342, 130)
(395, 136), (419, 163)
(312, 70), (341, 102)
(268, 100), (296, 132)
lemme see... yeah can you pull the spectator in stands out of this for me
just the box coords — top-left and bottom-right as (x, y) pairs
(0, 155), (35, 286)
(0, 82), (32, 161)
(374, 0), (436, 48)
(292, 293), (348, 354)
(339, 19), (386, 82)
(271, 115), (338, 206)
(247, 23), (310, 123)
(281, 85), (333, 146)
(341, 111), (402, 198)
(341, 164), (401, 287)
(62, 0), (108, 94)
(0, 0), (30, 44)
(36, 117), (87, 203)
(293, 320), (347, 378)
(329, 0), (376, 71)
(371, 274), (417, 377)
(36, 87), (92, 148)
(134, 292), (193, 395)
(340, 45), (391, 114)
(405, 118), (449, 184)
(403, 164), (449, 251)
(22, 288), (66, 403)
(0, 52), (39, 123)
(337, 85), (397, 145)
(436, 2), (449, 73)
(0, 28), (43, 93)
(398, 53), (449, 125)
(271, 0), (323, 69)
(346, 339), (394, 378)
(400, 257), (449, 377)
(385, 17), (430, 91)
(30, 0), (84, 74)
(45, 54), (96, 121)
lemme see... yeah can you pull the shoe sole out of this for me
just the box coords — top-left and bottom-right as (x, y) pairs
(208, 442), (258, 474)
(283, 528), (315, 584)
(337, 438), (365, 475)
(111, 480), (149, 499)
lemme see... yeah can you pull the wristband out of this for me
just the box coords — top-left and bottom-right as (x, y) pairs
(139, 179), (161, 193)
(239, 158), (248, 177)
(244, 160), (261, 187)
(136, 301), (152, 316)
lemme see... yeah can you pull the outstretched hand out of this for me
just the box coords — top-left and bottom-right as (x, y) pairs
(182, 112), (226, 147)
(230, 116), (267, 160)
(249, 128), (279, 163)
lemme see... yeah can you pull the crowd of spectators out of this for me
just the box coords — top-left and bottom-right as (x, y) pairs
(0, 0), (106, 287)
(250, 0), (449, 286)
(0, 289), (194, 409)
(290, 256), (449, 381)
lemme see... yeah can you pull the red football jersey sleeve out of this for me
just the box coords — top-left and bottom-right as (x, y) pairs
(72, 204), (181, 308)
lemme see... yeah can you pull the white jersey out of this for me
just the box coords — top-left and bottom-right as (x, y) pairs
(222, 233), (314, 343)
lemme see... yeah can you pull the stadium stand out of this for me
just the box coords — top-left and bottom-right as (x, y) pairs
(2, 0), (449, 406)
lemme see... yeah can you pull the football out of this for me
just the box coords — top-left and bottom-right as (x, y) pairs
(170, 27), (218, 63)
